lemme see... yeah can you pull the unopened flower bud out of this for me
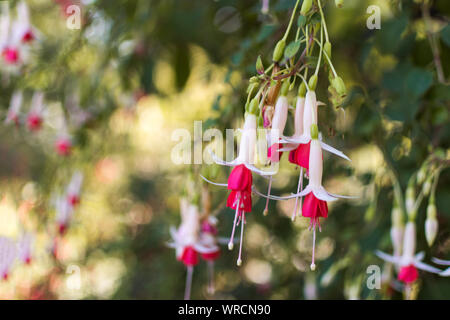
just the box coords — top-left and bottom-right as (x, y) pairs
(335, 0), (344, 8)
(273, 39), (286, 62)
(324, 42), (332, 59)
(300, 0), (313, 15)
(425, 204), (438, 246)
(308, 75), (318, 91)
(298, 82), (306, 97)
(405, 185), (415, 218)
(391, 205), (404, 228)
(256, 55), (264, 74)
(416, 166), (427, 184)
(422, 177), (432, 196)
(331, 76), (346, 96)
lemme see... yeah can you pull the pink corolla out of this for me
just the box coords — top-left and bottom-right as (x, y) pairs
(169, 199), (218, 299)
(17, 233), (34, 265)
(376, 221), (442, 285)
(55, 136), (73, 156)
(0, 237), (17, 281)
(255, 124), (353, 270)
(5, 91), (23, 126)
(27, 92), (45, 132)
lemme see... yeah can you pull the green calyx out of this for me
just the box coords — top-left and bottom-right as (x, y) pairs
(331, 76), (346, 96)
(248, 97), (260, 115)
(300, 0), (313, 15)
(280, 80), (290, 96)
(310, 124), (319, 139)
(308, 75), (318, 91)
(273, 39), (286, 62)
(298, 82), (306, 97)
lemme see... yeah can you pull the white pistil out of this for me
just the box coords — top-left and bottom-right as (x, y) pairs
(311, 221), (317, 271)
(263, 176), (272, 216)
(184, 265), (194, 300)
(229, 198), (240, 250)
(237, 212), (245, 266)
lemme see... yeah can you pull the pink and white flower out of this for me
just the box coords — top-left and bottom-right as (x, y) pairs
(5, 91), (23, 126)
(0, 236), (17, 281)
(27, 92), (45, 131)
(66, 171), (83, 207)
(376, 221), (442, 284)
(17, 232), (34, 265)
(55, 195), (74, 235)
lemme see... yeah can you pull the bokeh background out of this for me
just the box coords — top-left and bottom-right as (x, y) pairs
(0, 0), (449, 299)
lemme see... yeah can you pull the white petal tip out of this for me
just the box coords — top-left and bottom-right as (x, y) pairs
(263, 209), (268, 216)
(310, 263), (316, 271)
(237, 259), (242, 267)
(228, 243), (234, 251)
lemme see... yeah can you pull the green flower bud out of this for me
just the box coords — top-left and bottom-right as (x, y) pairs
(391, 205), (404, 228)
(332, 76), (346, 96)
(257, 115), (264, 127)
(272, 39), (286, 62)
(249, 97), (260, 115)
(416, 165), (427, 184)
(422, 177), (432, 196)
(335, 0), (344, 8)
(298, 82), (307, 97)
(310, 124), (319, 139)
(308, 74), (318, 91)
(300, 0), (313, 15)
(324, 42), (332, 59)
(256, 55), (264, 74)
(280, 79), (290, 96)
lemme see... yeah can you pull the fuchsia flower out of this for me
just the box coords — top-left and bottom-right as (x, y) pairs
(55, 195), (74, 235)
(376, 221), (442, 285)
(66, 171), (83, 207)
(55, 136), (73, 156)
(26, 92), (45, 132)
(255, 124), (353, 270)
(280, 90), (349, 168)
(5, 91), (23, 126)
(16, 1), (35, 44)
(0, 237), (17, 281)
(203, 110), (275, 265)
(17, 233), (34, 265)
(169, 199), (218, 299)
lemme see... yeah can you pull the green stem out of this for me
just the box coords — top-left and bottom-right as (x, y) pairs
(282, 0), (301, 41)
(314, 22), (324, 76)
(313, 38), (337, 77)
(317, 0), (329, 43)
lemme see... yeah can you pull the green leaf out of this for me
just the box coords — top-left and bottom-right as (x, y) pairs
(440, 24), (450, 47)
(405, 68), (433, 98)
(297, 15), (306, 29)
(284, 40), (301, 59)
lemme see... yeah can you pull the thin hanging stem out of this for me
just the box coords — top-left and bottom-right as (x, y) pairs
(281, 0), (301, 42)
(263, 176), (273, 215)
(184, 266), (194, 300)
(237, 212), (245, 266)
(228, 198), (240, 250)
(311, 222), (317, 271)
(207, 261), (215, 295)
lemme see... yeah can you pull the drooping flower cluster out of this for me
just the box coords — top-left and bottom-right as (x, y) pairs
(201, 0), (354, 272)
(0, 1), (37, 71)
